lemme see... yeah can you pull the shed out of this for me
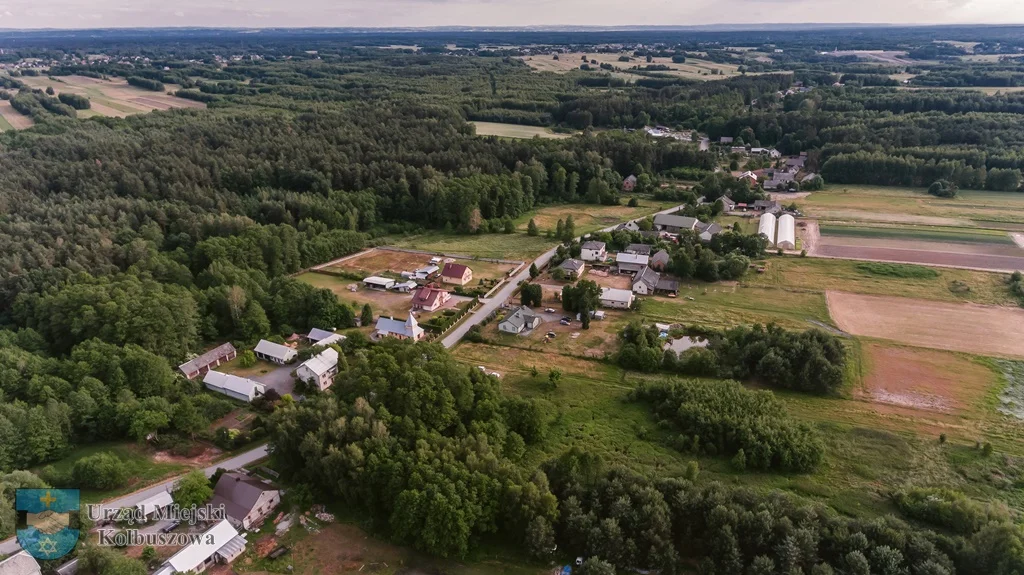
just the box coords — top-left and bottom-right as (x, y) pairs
(203, 371), (266, 403)
(154, 519), (244, 575)
(178, 343), (237, 380)
(599, 287), (635, 309)
(253, 340), (297, 364)
(136, 490), (174, 519)
(363, 276), (396, 291)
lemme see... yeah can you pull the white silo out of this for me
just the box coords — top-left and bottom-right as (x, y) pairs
(758, 213), (777, 246)
(777, 214), (796, 250)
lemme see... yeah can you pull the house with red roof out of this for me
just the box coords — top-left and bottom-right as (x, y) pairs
(440, 262), (473, 286)
(411, 285), (451, 312)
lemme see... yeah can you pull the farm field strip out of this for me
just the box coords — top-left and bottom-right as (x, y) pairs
(16, 74), (205, 119)
(0, 99), (34, 129)
(816, 244), (1024, 273)
(819, 223), (1016, 245)
(472, 121), (572, 139)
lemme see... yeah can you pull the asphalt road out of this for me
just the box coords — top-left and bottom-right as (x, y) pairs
(0, 444), (269, 556)
(441, 203), (686, 349)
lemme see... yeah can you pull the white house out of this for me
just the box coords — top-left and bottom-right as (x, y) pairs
(0, 552), (41, 575)
(209, 472), (282, 531)
(203, 371), (266, 403)
(153, 520), (246, 575)
(498, 306), (542, 334)
(135, 490), (174, 521)
(296, 347), (339, 391)
(580, 241), (607, 262)
(632, 266), (661, 295)
(600, 287), (635, 309)
(253, 340), (297, 365)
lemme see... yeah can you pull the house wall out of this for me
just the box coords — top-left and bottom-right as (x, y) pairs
(242, 491), (281, 530)
(581, 248), (605, 262)
(499, 321), (523, 334)
(633, 282), (652, 295)
(255, 351), (292, 365)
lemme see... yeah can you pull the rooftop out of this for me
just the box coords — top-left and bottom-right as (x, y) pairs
(601, 287), (635, 304)
(253, 340), (295, 361)
(299, 347), (339, 377)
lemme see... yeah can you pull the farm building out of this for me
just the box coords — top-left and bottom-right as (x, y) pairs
(499, 306), (542, 334)
(615, 220), (641, 232)
(363, 276), (396, 291)
(253, 340), (297, 364)
(0, 552), (41, 575)
(411, 285), (451, 312)
(697, 222), (724, 242)
(296, 347), (340, 391)
(717, 196), (736, 212)
(652, 214), (698, 233)
(777, 214), (796, 249)
(135, 490), (174, 520)
(413, 265), (439, 280)
(203, 371), (266, 403)
(650, 249), (670, 270)
(558, 258), (586, 279)
(440, 263), (473, 285)
(615, 252), (649, 273)
(179, 343), (237, 380)
(375, 315), (425, 341)
(753, 200), (782, 214)
(600, 287), (635, 309)
(306, 328), (336, 343)
(210, 472), (281, 531)
(153, 520), (246, 575)
(581, 240), (607, 262)
(391, 280), (418, 292)
(656, 278), (680, 295)
(624, 243), (652, 256)
(758, 213), (777, 246)
(632, 266), (661, 295)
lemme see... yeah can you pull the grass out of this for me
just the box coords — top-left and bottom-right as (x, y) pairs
(513, 200), (665, 235)
(639, 283), (834, 331)
(386, 231), (556, 261)
(855, 261), (940, 279)
(820, 223), (1015, 245)
(472, 121), (571, 139)
(802, 184), (1024, 225)
(35, 442), (187, 504)
(0, 114), (13, 131)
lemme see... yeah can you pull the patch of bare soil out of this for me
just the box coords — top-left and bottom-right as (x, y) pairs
(798, 220), (820, 255)
(861, 344), (993, 414)
(152, 445), (223, 466)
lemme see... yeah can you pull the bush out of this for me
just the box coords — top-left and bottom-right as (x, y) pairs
(238, 350), (256, 368)
(58, 92), (91, 109)
(127, 76), (165, 91)
(856, 262), (939, 279)
(893, 487), (1008, 535)
(72, 453), (129, 490)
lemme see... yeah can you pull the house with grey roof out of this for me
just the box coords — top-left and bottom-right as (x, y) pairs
(179, 343), (237, 380)
(153, 520), (245, 575)
(624, 243), (652, 256)
(499, 306), (542, 335)
(296, 347), (340, 391)
(697, 222), (725, 242)
(632, 266), (661, 295)
(254, 340), (297, 365)
(374, 315), (425, 341)
(650, 249), (670, 270)
(599, 288), (635, 309)
(210, 472), (281, 531)
(717, 196), (736, 212)
(753, 200), (782, 214)
(615, 252), (649, 274)
(652, 213), (698, 233)
(656, 278), (680, 295)
(203, 371), (266, 403)
(581, 240), (607, 262)
(558, 258), (586, 279)
(307, 328), (336, 343)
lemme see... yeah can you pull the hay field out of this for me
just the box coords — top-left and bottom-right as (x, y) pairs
(472, 121), (571, 139)
(0, 99), (34, 130)
(18, 74), (205, 119)
(801, 185), (1024, 227)
(514, 200), (664, 235)
(521, 52), (745, 81)
(826, 291), (1024, 358)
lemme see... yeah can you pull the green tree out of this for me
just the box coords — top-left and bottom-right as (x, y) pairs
(564, 215), (576, 241)
(129, 410), (169, 441)
(361, 303), (374, 326)
(529, 263), (539, 279)
(238, 350), (257, 368)
(72, 453), (128, 490)
(173, 399), (206, 440)
(578, 557), (617, 575)
(548, 369), (561, 390)
(527, 218), (539, 236)
(172, 470), (213, 509)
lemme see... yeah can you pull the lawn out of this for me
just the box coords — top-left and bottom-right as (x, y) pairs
(639, 284), (834, 331)
(325, 248), (518, 284)
(35, 442), (187, 504)
(472, 121), (572, 139)
(513, 200), (666, 235)
(801, 184), (1024, 226)
(386, 231), (556, 261)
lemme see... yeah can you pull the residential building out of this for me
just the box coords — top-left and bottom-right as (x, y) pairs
(739, 171), (759, 184)
(210, 472), (282, 531)
(764, 171), (795, 191)
(615, 252), (649, 274)
(718, 196), (736, 212)
(363, 276), (395, 291)
(650, 249), (670, 271)
(440, 263), (473, 285)
(135, 490), (173, 521)
(652, 214), (698, 233)
(296, 347), (340, 391)
(411, 285), (451, 312)
(580, 240), (607, 262)
(785, 156), (807, 170)
(599, 287), (635, 309)
(153, 519), (246, 575)
(615, 220), (641, 232)
(179, 343), (237, 380)
(558, 258), (586, 279)
(697, 222), (724, 242)
(391, 280), (418, 292)
(498, 306), (542, 334)
(306, 328), (336, 343)
(203, 371), (266, 403)
(0, 552), (41, 575)
(753, 200), (782, 214)
(622, 174), (637, 191)
(374, 315), (425, 341)
(632, 266), (661, 295)
(624, 243), (652, 256)
(253, 340), (297, 365)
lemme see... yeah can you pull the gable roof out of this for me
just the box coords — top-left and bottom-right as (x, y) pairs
(652, 214), (697, 230)
(559, 258), (585, 273)
(501, 306), (540, 330)
(657, 278), (680, 292)
(651, 249), (670, 265)
(697, 222), (724, 235)
(754, 200), (781, 210)
(633, 266), (661, 290)
(179, 343), (236, 376)
(299, 347), (339, 378)
(211, 472), (279, 523)
(307, 328), (336, 342)
(625, 243), (652, 255)
(203, 371), (265, 401)
(615, 253), (649, 266)
(600, 287), (634, 304)
(0, 552), (41, 575)
(363, 276), (395, 286)
(136, 490), (174, 515)
(719, 196), (736, 207)
(253, 340), (295, 362)
(315, 333), (347, 347)
(375, 315), (424, 339)
(163, 519), (240, 573)
(581, 240), (606, 251)
(441, 262), (470, 278)
(412, 285), (449, 308)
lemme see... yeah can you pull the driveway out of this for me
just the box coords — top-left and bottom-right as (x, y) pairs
(253, 365), (296, 396)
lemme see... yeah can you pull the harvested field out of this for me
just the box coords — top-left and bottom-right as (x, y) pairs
(17, 74), (204, 119)
(521, 52), (748, 81)
(860, 343), (994, 413)
(802, 185), (1024, 226)
(472, 121), (571, 139)
(827, 291), (1024, 358)
(0, 99), (34, 129)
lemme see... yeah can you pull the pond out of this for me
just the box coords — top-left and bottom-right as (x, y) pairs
(663, 336), (709, 354)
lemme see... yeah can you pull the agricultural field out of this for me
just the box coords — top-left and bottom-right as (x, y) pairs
(521, 52), (748, 81)
(0, 99), (34, 129)
(800, 184), (1024, 227)
(640, 284), (834, 331)
(323, 247), (518, 285)
(472, 121), (572, 139)
(15, 74), (205, 119)
(826, 291), (1024, 358)
(387, 230), (556, 261)
(513, 199), (665, 235)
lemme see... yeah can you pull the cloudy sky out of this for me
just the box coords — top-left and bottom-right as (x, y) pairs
(0, 0), (1021, 29)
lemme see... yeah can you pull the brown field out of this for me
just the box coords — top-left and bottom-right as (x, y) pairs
(589, 271), (633, 290)
(17, 74), (205, 119)
(816, 244), (1024, 273)
(0, 99), (34, 129)
(827, 291), (1024, 358)
(860, 343), (994, 414)
(326, 248), (517, 284)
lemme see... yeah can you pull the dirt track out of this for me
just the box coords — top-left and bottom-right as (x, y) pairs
(827, 291), (1024, 358)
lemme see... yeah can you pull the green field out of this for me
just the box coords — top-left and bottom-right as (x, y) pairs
(35, 442), (187, 503)
(0, 114), (13, 131)
(639, 284), (833, 331)
(820, 223), (1015, 245)
(386, 231), (556, 261)
(472, 121), (572, 139)
(802, 184), (1024, 226)
(513, 200), (665, 235)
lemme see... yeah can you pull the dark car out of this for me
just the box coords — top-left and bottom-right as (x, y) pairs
(159, 521), (180, 533)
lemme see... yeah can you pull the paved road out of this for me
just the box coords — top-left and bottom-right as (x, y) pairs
(441, 203), (686, 349)
(0, 444), (269, 556)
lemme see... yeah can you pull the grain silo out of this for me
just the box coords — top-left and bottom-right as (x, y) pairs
(758, 213), (777, 246)
(777, 214), (796, 250)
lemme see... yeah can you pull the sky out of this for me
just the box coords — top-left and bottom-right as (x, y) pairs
(0, 0), (1021, 29)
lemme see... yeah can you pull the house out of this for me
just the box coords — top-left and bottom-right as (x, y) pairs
(753, 200), (782, 214)
(615, 252), (649, 274)
(624, 243), (652, 256)
(768, 148), (782, 159)
(253, 340), (297, 365)
(558, 258), (586, 279)
(785, 156), (807, 170)
(656, 278), (680, 295)
(764, 171), (795, 191)
(306, 328), (336, 344)
(498, 306), (542, 334)
(210, 472), (282, 530)
(179, 343), (237, 380)
(801, 172), (819, 183)
(203, 371), (266, 403)
(580, 240), (607, 262)
(414, 265), (440, 280)
(650, 249), (670, 271)
(296, 347), (339, 391)
(153, 519), (246, 575)
(622, 174), (638, 191)
(135, 490), (174, 521)
(730, 146), (748, 154)
(615, 220), (641, 232)
(440, 263), (473, 286)
(411, 285), (451, 312)
(391, 280), (418, 293)
(652, 213), (698, 233)
(0, 552), (41, 575)
(632, 266), (661, 295)
(719, 136), (734, 144)
(363, 276), (395, 291)
(374, 315), (425, 341)
(600, 287), (635, 309)
(739, 171), (759, 184)
(717, 196), (736, 212)
(697, 222), (724, 242)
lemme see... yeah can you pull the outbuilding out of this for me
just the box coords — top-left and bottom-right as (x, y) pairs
(599, 287), (635, 309)
(363, 276), (396, 291)
(777, 214), (796, 250)
(178, 343), (237, 380)
(203, 371), (266, 403)
(153, 520), (246, 575)
(253, 340), (297, 365)
(758, 213), (777, 247)
(616, 252), (649, 274)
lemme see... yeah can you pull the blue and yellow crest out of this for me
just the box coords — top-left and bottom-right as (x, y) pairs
(16, 489), (80, 560)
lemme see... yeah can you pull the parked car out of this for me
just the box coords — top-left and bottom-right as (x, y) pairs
(544, 308), (556, 313)
(160, 521), (180, 533)
(560, 319), (570, 326)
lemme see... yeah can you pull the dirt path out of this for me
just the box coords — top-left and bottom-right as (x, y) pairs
(798, 220), (820, 255)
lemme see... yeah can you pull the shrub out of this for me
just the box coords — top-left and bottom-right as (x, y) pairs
(72, 453), (129, 490)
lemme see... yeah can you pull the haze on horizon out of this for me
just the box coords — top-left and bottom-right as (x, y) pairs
(0, 0), (1021, 31)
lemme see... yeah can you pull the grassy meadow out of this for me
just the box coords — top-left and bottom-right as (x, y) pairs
(472, 121), (572, 139)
